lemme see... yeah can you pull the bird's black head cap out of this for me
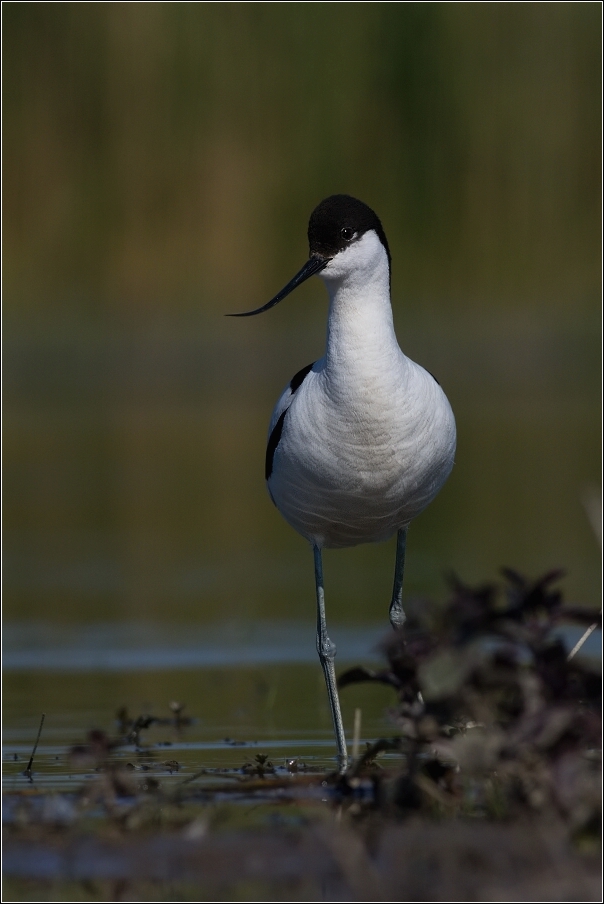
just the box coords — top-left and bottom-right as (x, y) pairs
(307, 194), (391, 268)
(227, 195), (390, 317)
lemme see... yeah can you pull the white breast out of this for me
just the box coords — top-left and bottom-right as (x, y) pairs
(268, 356), (456, 548)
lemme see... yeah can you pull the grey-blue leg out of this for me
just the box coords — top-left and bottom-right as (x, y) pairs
(313, 545), (348, 771)
(389, 527), (408, 629)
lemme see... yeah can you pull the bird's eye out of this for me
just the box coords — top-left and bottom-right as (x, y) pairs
(340, 226), (355, 241)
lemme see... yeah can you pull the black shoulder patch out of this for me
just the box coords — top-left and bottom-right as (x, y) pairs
(290, 361), (314, 393)
(265, 409), (287, 481)
(427, 370), (441, 387)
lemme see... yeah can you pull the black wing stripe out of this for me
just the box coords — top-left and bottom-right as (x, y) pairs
(290, 361), (314, 393)
(266, 362), (314, 481)
(265, 409), (287, 480)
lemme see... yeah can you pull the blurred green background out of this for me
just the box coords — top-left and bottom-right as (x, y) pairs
(3, 1), (600, 639)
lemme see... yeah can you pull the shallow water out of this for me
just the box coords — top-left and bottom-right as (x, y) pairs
(3, 619), (600, 794)
(2, 619), (402, 791)
(3, 620), (388, 672)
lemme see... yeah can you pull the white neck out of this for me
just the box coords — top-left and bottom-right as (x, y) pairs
(319, 232), (401, 375)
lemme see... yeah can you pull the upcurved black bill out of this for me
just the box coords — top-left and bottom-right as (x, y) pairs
(227, 255), (329, 317)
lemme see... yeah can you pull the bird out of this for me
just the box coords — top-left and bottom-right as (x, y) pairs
(229, 194), (456, 770)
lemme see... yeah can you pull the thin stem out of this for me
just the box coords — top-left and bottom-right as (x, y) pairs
(567, 621), (599, 661)
(24, 712), (46, 780)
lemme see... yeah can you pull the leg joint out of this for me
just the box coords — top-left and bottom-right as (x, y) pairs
(317, 634), (336, 661)
(389, 600), (406, 630)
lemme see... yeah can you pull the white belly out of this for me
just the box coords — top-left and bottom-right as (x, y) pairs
(267, 359), (456, 549)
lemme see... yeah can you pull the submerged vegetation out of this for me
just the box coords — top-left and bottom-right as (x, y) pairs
(4, 570), (600, 901)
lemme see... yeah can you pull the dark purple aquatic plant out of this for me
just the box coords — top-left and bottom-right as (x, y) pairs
(339, 570), (601, 833)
